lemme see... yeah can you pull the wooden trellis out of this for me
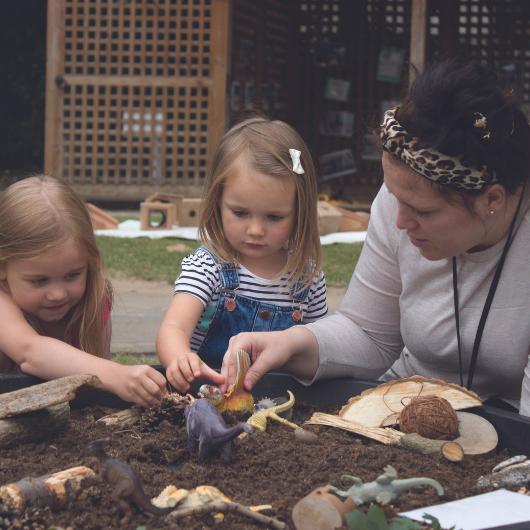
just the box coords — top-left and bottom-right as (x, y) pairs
(44, 0), (229, 200)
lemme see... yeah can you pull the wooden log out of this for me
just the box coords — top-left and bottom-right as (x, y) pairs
(0, 466), (95, 513)
(0, 374), (101, 419)
(399, 433), (464, 461)
(0, 403), (70, 448)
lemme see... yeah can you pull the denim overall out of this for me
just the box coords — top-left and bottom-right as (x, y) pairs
(196, 247), (310, 367)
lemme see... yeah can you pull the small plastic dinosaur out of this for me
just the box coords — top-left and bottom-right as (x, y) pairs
(246, 390), (298, 432)
(328, 465), (444, 506)
(198, 349), (254, 413)
(185, 398), (252, 463)
(84, 437), (172, 516)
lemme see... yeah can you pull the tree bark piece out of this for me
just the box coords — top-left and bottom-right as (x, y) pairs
(168, 499), (286, 529)
(0, 402), (70, 448)
(96, 407), (140, 428)
(0, 374), (101, 418)
(0, 465), (95, 513)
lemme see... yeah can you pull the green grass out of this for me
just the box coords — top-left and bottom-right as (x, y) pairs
(112, 353), (158, 365)
(97, 236), (362, 287)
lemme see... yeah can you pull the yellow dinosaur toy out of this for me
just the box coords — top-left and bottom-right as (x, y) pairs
(198, 349), (255, 414)
(246, 390), (298, 432)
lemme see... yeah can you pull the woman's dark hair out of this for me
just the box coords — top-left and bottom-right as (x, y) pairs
(397, 59), (530, 195)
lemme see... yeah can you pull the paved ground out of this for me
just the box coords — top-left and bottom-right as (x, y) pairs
(110, 277), (347, 354)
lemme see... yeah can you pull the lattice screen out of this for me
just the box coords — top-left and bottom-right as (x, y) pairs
(46, 0), (228, 199)
(230, 0), (291, 124)
(428, 0), (530, 112)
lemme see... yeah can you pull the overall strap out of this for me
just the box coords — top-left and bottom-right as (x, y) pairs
(290, 281), (310, 303)
(197, 246), (239, 290)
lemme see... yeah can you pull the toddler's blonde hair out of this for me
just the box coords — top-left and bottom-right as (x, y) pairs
(0, 176), (113, 357)
(199, 117), (321, 287)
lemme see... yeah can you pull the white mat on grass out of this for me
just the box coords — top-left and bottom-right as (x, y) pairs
(95, 220), (366, 245)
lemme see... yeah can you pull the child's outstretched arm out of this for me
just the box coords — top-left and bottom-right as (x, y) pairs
(157, 292), (224, 392)
(0, 292), (166, 407)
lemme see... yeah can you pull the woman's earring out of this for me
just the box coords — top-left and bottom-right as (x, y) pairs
(489, 210), (495, 215)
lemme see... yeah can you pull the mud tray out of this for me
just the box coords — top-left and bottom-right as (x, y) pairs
(1, 370), (530, 456)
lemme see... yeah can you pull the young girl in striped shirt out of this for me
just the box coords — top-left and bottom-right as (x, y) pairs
(157, 117), (327, 392)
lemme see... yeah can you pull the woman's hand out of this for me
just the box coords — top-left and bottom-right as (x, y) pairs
(109, 364), (168, 407)
(221, 327), (320, 392)
(165, 351), (224, 393)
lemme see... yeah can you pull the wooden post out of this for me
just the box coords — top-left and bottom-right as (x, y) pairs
(208, 0), (230, 159)
(44, 0), (65, 178)
(409, 0), (428, 86)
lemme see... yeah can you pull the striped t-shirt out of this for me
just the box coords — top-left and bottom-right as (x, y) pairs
(174, 247), (328, 352)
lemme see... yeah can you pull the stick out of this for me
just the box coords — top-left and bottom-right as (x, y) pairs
(168, 499), (286, 529)
(398, 433), (464, 461)
(0, 465), (95, 513)
(0, 402), (70, 448)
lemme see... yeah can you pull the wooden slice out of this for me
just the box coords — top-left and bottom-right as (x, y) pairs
(441, 441), (465, 462)
(452, 412), (498, 455)
(0, 374), (101, 418)
(339, 376), (482, 427)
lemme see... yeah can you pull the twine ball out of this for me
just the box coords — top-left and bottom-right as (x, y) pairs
(399, 396), (459, 440)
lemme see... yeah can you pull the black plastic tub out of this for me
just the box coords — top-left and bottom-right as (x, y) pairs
(1, 371), (530, 455)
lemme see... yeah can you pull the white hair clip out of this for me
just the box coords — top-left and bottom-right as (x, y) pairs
(289, 149), (305, 175)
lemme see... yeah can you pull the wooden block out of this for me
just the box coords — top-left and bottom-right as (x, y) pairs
(140, 201), (177, 230)
(179, 198), (203, 227)
(335, 208), (370, 232)
(317, 201), (342, 236)
(85, 203), (119, 230)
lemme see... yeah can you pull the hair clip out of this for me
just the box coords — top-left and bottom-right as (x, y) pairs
(289, 149), (305, 175)
(473, 112), (491, 140)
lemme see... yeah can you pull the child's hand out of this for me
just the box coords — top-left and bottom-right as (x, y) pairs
(166, 352), (224, 393)
(111, 364), (168, 407)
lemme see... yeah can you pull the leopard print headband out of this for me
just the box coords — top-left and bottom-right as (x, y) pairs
(380, 107), (496, 190)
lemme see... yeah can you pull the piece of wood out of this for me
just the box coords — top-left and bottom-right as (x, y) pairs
(399, 433), (465, 462)
(339, 376), (482, 427)
(86, 203), (119, 230)
(317, 201), (342, 235)
(451, 411), (498, 455)
(96, 407), (141, 428)
(178, 198), (203, 227)
(441, 441), (465, 462)
(0, 374), (101, 419)
(0, 403), (70, 448)
(0, 465), (95, 513)
(335, 207), (370, 232)
(306, 412), (404, 445)
(140, 201), (177, 230)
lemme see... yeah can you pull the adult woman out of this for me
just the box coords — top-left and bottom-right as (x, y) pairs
(221, 59), (530, 416)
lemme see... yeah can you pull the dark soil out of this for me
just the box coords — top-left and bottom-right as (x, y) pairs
(0, 398), (508, 530)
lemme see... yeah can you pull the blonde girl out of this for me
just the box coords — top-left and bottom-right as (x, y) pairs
(0, 176), (166, 406)
(157, 117), (327, 392)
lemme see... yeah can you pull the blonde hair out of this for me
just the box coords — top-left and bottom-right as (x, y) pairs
(0, 176), (113, 357)
(199, 117), (321, 287)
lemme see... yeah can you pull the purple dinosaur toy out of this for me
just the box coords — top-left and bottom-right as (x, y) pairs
(185, 398), (252, 463)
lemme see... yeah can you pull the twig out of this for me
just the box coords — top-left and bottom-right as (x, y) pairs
(168, 499), (286, 529)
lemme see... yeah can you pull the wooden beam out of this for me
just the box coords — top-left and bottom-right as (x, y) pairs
(409, 0), (428, 86)
(44, 0), (65, 177)
(61, 75), (213, 88)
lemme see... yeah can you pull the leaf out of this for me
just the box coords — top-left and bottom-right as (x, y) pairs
(388, 516), (422, 530)
(346, 510), (369, 530)
(366, 504), (390, 529)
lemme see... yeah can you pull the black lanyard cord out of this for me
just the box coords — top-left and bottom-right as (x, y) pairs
(453, 184), (526, 390)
